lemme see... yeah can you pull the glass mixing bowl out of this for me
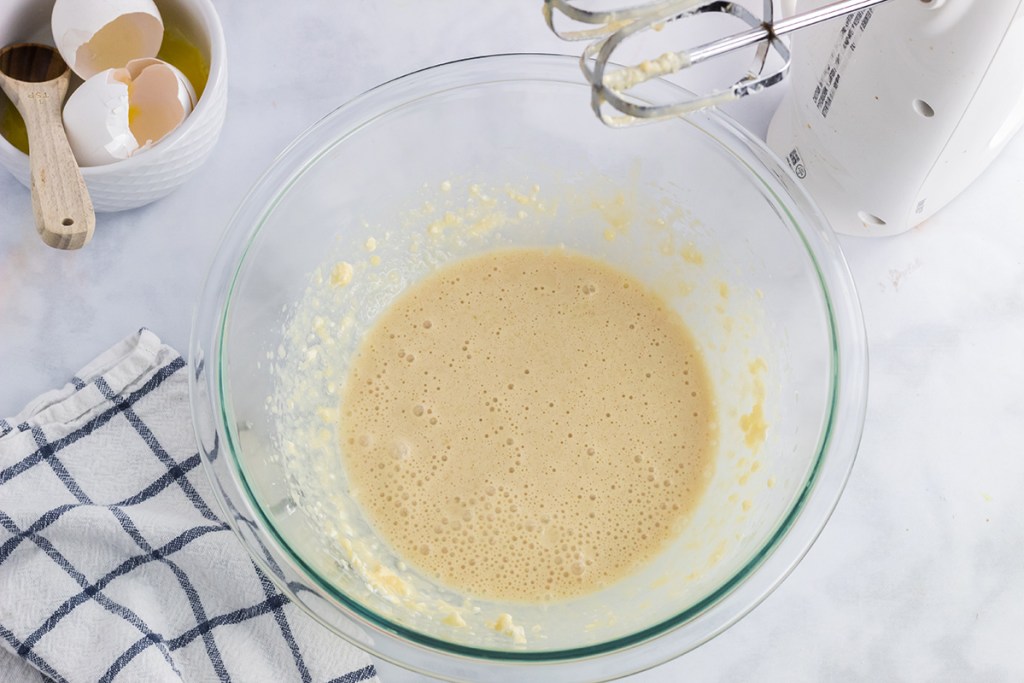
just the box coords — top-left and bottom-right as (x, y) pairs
(189, 54), (867, 681)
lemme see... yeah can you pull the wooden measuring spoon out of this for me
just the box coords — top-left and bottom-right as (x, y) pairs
(0, 43), (94, 250)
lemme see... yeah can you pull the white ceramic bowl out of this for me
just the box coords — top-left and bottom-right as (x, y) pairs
(0, 0), (227, 212)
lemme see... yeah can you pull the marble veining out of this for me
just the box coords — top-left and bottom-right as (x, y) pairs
(1, 1), (1022, 681)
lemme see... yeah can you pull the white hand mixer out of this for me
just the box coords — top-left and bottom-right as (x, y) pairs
(545, 0), (1024, 236)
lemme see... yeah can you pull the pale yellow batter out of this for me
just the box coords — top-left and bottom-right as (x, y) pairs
(340, 248), (717, 602)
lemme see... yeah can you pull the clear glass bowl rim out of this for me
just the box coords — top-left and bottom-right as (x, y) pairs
(189, 53), (869, 680)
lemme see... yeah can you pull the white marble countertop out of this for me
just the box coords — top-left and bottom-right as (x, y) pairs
(2, 2), (1022, 681)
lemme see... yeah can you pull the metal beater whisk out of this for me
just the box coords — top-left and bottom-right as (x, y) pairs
(544, 0), (893, 125)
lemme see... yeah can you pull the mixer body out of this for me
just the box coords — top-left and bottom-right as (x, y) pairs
(767, 0), (1024, 236)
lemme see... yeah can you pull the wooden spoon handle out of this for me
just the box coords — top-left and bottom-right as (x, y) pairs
(21, 79), (95, 249)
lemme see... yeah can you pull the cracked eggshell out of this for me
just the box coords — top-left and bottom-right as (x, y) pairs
(63, 58), (197, 167)
(51, 0), (164, 80)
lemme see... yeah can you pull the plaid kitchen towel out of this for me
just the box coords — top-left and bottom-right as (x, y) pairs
(0, 330), (378, 683)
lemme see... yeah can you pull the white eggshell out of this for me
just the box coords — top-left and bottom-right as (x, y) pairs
(52, 0), (164, 80)
(63, 59), (197, 167)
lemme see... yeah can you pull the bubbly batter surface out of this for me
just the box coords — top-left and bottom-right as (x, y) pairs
(340, 248), (716, 601)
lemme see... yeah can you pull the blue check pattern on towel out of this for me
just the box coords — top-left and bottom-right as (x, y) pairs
(0, 330), (377, 683)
